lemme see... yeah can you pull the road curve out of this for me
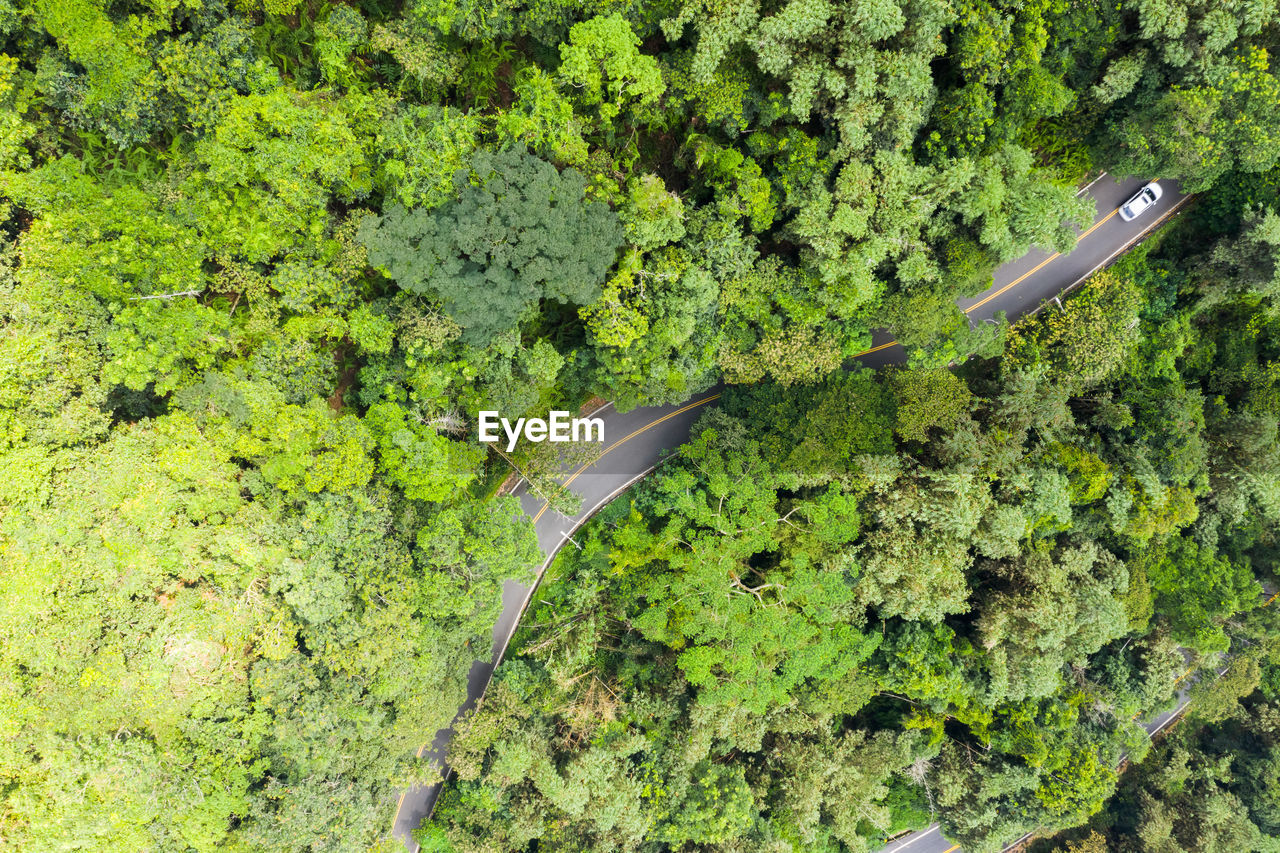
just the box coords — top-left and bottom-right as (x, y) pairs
(390, 175), (1192, 851)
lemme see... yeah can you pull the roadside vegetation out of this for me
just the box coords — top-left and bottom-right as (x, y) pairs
(427, 199), (1280, 852)
(0, 0), (1278, 851)
(1036, 681), (1280, 852)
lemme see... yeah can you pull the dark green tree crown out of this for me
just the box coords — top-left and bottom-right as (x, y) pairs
(359, 147), (623, 345)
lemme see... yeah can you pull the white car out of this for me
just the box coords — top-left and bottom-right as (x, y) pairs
(1119, 181), (1163, 221)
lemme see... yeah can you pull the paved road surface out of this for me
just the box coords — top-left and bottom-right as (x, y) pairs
(391, 175), (1192, 851)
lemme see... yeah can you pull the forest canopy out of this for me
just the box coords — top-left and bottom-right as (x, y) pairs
(0, 0), (1278, 851)
(424, 208), (1280, 853)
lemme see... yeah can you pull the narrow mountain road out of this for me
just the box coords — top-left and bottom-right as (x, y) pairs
(391, 175), (1192, 851)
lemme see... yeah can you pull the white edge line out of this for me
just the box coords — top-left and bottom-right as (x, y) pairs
(882, 822), (942, 851)
(959, 174), (1113, 318)
(399, 191), (1180, 848)
(1075, 170), (1109, 197)
(494, 463), (660, 670)
(398, 398), (693, 850)
(401, 190), (1190, 853)
(995, 658), (1248, 853)
(1025, 193), (1193, 319)
(394, 462), (668, 853)
(507, 403), (616, 498)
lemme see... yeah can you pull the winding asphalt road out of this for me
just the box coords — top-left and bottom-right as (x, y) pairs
(391, 175), (1193, 852)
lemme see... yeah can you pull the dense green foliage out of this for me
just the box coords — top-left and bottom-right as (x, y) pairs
(359, 147), (624, 344)
(0, 0), (1279, 850)
(1038, 604), (1280, 853)
(424, 206), (1280, 851)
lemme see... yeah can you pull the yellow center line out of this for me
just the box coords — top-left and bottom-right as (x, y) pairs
(942, 846), (960, 853)
(394, 735), (438, 824)
(399, 196), (1167, 839)
(530, 394), (722, 523)
(964, 251), (1061, 314)
(853, 339), (903, 358)
(398, 393), (716, 837)
(852, 205), (1125, 359)
(414, 395), (718, 829)
(965, 208), (1120, 315)
(1082, 206), (1121, 238)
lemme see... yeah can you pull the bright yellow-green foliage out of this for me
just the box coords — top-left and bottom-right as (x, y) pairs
(1044, 442), (1112, 504)
(558, 15), (664, 123)
(2, 0), (1280, 850)
(888, 367), (974, 443)
(1005, 268), (1144, 387)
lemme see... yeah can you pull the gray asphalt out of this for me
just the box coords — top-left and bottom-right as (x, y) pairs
(390, 175), (1193, 852)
